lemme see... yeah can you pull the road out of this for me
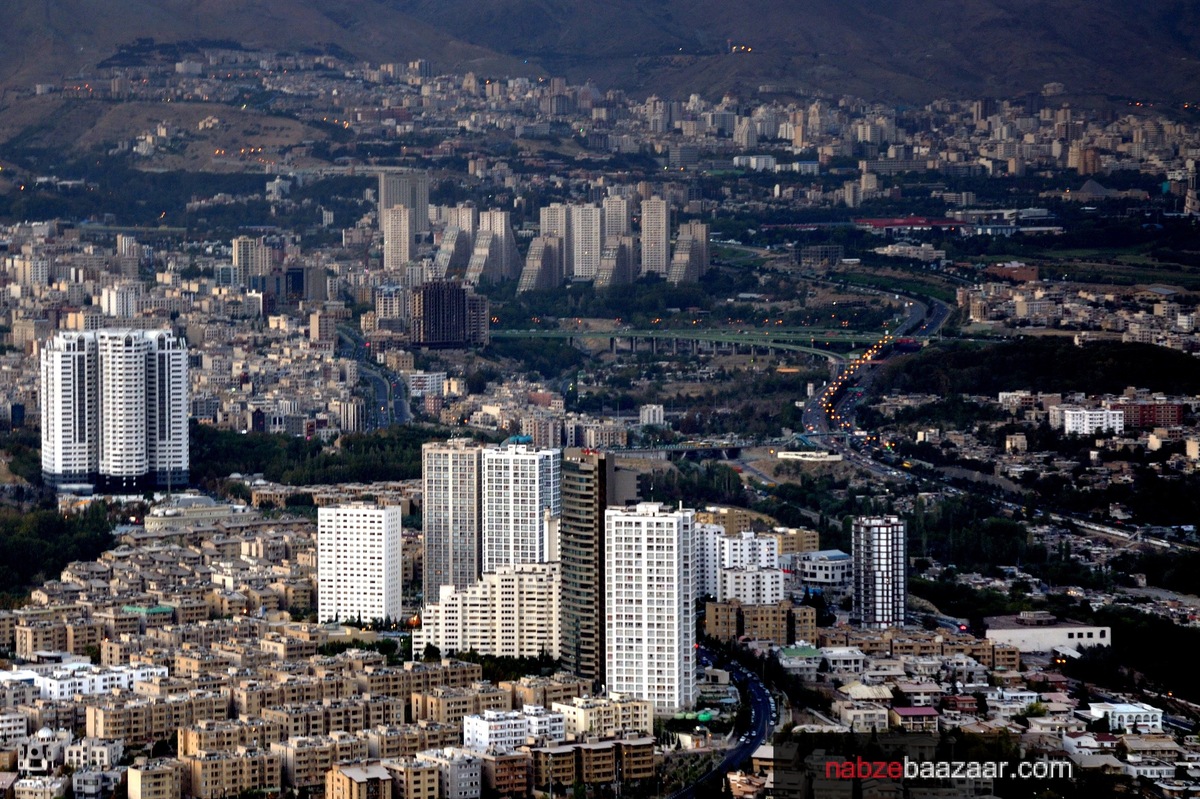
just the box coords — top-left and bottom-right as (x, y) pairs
(338, 328), (411, 429)
(669, 646), (775, 799)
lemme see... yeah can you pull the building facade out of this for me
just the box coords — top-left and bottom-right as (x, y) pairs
(41, 329), (188, 491)
(317, 504), (403, 625)
(852, 516), (906, 630)
(422, 439), (483, 601)
(481, 445), (561, 572)
(605, 503), (697, 713)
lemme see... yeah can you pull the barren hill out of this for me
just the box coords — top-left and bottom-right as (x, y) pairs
(2, 0), (1198, 103)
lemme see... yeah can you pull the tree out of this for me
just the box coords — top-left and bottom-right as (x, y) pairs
(422, 643), (442, 662)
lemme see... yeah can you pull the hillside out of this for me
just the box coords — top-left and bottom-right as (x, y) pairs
(0, 0), (1197, 103)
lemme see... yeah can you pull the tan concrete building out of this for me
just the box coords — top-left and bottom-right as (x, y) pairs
(382, 759), (439, 799)
(551, 695), (653, 740)
(180, 747), (281, 799)
(326, 762), (393, 799)
(410, 683), (511, 727)
(127, 759), (183, 799)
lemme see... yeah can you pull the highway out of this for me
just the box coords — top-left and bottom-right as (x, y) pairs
(668, 646), (775, 799)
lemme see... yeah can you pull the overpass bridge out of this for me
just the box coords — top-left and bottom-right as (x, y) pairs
(490, 327), (912, 358)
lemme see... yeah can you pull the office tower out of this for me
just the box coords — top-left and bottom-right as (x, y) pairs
(410, 280), (489, 348)
(570, 204), (603, 281)
(382, 206), (414, 272)
(852, 515), (907, 630)
(378, 170), (429, 235)
(539, 203), (572, 278)
(41, 329), (188, 491)
(640, 197), (669, 277)
(422, 439), (483, 601)
(602, 196), (630, 238)
(318, 503), (403, 625)
(605, 502), (697, 713)
(481, 445), (561, 572)
(559, 450), (613, 689)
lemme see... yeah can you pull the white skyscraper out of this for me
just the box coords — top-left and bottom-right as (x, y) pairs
(422, 439), (483, 601)
(378, 170), (430, 235)
(318, 503), (403, 625)
(640, 197), (669, 276)
(479, 209), (520, 281)
(481, 444), (561, 572)
(605, 502), (697, 713)
(852, 515), (907, 630)
(570, 204), (603, 281)
(382, 205), (414, 272)
(41, 329), (188, 491)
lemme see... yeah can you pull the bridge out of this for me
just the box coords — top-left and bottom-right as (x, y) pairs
(490, 326), (909, 358)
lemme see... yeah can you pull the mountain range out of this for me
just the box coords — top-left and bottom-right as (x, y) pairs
(2, 0), (1199, 103)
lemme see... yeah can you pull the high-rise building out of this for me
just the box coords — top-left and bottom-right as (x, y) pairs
(231, 236), (271, 285)
(422, 439), (483, 601)
(559, 450), (612, 690)
(570, 205), (603, 281)
(605, 502), (697, 713)
(602, 196), (630, 238)
(640, 197), (669, 277)
(382, 206), (414, 272)
(539, 204), (572, 278)
(852, 515), (906, 630)
(410, 281), (489, 349)
(481, 445), (561, 572)
(318, 503), (403, 625)
(41, 329), (188, 492)
(478, 210), (521, 281)
(378, 171), (429, 235)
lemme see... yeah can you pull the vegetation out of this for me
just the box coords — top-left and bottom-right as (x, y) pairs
(873, 339), (1200, 397)
(447, 650), (559, 683)
(0, 502), (115, 597)
(190, 423), (449, 488)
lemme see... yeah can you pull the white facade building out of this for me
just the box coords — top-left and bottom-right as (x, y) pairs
(640, 197), (669, 276)
(34, 665), (168, 700)
(414, 563), (560, 659)
(481, 445), (561, 571)
(853, 516), (906, 630)
(317, 504), (403, 625)
(718, 566), (785, 605)
(638, 404), (665, 426)
(605, 502), (697, 713)
(1062, 407), (1124, 436)
(41, 329), (188, 491)
(1081, 702), (1163, 733)
(569, 204), (603, 281)
(462, 706), (565, 753)
(422, 439), (483, 601)
(414, 748), (481, 799)
(382, 205), (414, 272)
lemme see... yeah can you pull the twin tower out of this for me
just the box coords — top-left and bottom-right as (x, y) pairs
(41, 329), (189, 493)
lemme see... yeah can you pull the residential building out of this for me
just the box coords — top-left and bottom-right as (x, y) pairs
(481, 444), (561, 571)
(379, 171), (430, 235)
(640, 197), (669, 276)
(415, 563), (560, 659)
(605, 503), (697, 712)
(852, 516), (906, 630)
(317, 504), (403, 625)
(422, 439), (483, 600)
(41, 329), (188, 492)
